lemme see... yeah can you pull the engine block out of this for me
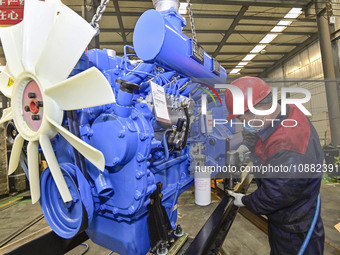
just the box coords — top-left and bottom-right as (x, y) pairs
(0, 2), (240, 254)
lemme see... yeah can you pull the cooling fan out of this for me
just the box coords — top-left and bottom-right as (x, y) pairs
(0, 0), (115, 204)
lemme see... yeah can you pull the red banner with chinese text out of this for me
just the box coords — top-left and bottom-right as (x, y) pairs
(0, 0), (24, 26)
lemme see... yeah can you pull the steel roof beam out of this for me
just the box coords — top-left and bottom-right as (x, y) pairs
(216, 52), (286, 55)
(123, 0), (312, 8)
(101, 12), (316, 22)
(219, 60), (276, 63)
(218, 60), (276, 64)
(304, 1), (314, 17)
(113, 0), (127, 44)
(236, 23), (316, 28)
(204, 42), (300, 46)
(259, 33), (319, 77)
(229, 30), (313, 36)
(213, 6), (248, 57)
(224, 66), (268, 69)
(100, 28), (314, 36)
(100, 41), (301, 46)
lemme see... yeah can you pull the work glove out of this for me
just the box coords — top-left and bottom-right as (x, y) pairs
(242, 130), (258, 151)
(227, 191), (245, 207)
(236, 144), (250, 163)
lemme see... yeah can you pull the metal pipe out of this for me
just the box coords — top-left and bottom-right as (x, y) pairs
(315, 0), (340, 146)
(152, 0), (179, 12)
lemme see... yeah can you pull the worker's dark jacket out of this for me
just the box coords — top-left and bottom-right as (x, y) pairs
(241, 104), (324, 253)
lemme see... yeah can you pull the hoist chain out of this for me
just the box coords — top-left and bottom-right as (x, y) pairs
(90, 0), (110, 36)
(186, 0), (197, 42)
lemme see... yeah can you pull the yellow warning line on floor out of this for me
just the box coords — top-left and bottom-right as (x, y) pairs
(0, 197), (23, 208)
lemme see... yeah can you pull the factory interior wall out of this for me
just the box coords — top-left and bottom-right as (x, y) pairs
(266, 41), (332, 146)
(333, 0), (340, 32)
(0, 99), (27, 197)
(0, 126), (27, 197)
(0, 125), (9, 197)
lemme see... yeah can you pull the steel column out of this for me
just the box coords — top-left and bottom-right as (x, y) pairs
(315, 0), (340, 146)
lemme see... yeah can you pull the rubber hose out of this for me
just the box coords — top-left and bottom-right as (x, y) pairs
(297, 193), (321, 255)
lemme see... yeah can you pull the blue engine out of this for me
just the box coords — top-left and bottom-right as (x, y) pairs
(37, 7), (238, 255)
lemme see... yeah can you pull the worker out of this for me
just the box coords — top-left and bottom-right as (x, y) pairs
(225, 77), (324, 255)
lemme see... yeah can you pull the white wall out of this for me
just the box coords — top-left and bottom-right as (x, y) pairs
(267, 41), (323, 79)
(266, 41), (331, 145)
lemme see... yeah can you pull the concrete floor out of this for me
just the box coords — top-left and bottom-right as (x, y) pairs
(0, 183), (339, 255)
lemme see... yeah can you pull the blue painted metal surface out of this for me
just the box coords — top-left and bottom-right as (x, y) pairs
(40, 163), (88, 239)
(133, 8), (227, 86)
(39, 7), (240, 255)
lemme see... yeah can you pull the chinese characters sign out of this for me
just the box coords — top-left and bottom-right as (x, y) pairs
(0, 0), (24, 26)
